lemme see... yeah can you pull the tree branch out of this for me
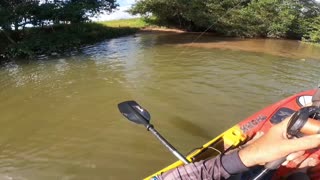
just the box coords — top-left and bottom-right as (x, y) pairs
(0, 30), (16, 45)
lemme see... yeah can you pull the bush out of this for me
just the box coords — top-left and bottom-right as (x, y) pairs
(130, 0), (320, 41)
(303, 16), (320, 43)
(1, 23), (139, 59)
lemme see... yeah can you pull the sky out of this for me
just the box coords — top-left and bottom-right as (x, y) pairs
(92, 0), (138, 21)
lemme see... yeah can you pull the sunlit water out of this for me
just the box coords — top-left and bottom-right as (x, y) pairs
(0, 32), (319, 179)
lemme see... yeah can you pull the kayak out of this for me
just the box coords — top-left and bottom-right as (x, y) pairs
(144, 89), (320, 180)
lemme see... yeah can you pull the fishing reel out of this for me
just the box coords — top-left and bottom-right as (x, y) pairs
(287, 106), (320, 138)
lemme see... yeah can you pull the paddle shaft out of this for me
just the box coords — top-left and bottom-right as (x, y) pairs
(147, 124), (190, 164)
(252, 157), (286, 180)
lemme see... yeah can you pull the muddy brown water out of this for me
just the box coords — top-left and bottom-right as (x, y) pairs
(0, 32), (319, 179)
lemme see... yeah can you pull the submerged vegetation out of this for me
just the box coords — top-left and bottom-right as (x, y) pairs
(130, 0), (320, 43)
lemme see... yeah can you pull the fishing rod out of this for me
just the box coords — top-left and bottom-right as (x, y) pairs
(118, 101), (190, 164)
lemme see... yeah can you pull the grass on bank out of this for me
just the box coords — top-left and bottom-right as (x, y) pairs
(99, 18), (150, 28)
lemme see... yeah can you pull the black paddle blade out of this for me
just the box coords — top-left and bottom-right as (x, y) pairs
(118, 101), (151, 126)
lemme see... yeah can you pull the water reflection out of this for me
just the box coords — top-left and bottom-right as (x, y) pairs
(55, 59), (70, 74)
(182, 37), (320, 60)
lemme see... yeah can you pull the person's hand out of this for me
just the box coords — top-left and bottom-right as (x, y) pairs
(282, 150), (319, 168)
(244, 132), (319, 168)
(238, 116), (320, 168)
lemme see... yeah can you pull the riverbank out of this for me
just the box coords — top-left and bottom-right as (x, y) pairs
(0, 23), (140, 60)
(0, 18), (179, 60)
(0, 18), (188, 60)
(100, 18), (186, 33)
(1, 18), (319, 61)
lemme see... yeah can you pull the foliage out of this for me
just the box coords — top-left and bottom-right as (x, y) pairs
(0, 0), (39, 31)
(0, 0), (119, 31)
(1, 23), (139, 59)
(241, 0), (320, 38)
(128, 0), (236, 31)
(130, 0), (320, 41)
(303, 16), (320, 43)
(0, 0), (121, 60)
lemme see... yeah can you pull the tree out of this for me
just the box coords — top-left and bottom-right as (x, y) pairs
(0, 0), (39, 31)
(57, 0), (118, 23)
(129, 0), (320, 40)
(0, 0), (119, 30)
(303, 16), (320, 43)
(129, 0), (245, 31)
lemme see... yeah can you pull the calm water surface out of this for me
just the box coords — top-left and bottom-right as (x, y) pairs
(0, 33), (319, 179)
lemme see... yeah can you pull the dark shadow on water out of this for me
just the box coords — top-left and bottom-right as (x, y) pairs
(169, 115), (212, 140)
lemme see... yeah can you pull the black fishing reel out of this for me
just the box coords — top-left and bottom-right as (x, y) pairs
(287, 106), (320, 138)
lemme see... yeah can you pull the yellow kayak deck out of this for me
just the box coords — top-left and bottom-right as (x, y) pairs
(144, 125), (247, 179)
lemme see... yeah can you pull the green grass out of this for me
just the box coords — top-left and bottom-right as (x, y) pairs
(99, 18), (150, 28)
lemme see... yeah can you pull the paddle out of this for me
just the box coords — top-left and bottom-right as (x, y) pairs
(253, 87), (320, 180)
(118, 100), (190, 164)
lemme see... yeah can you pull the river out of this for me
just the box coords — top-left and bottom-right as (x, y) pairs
(0, 32), (319, 180)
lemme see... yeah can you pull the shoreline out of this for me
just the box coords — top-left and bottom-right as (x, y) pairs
(1, 20), (319, 61)
(139, 27), (187, 33)
(136, 27), (320, 60)
(0, 23), (140, 60)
